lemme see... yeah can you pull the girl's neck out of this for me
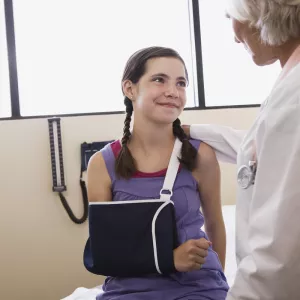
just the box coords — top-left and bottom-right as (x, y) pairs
(129, 119), (175, 154)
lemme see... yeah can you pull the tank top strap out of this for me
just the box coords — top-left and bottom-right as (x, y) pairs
(189, 138), (201, 151)
(101, 139), (201, 183)
(100, 141), (119, 183)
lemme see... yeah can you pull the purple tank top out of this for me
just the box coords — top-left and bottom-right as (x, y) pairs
(97, 139), (228, 300)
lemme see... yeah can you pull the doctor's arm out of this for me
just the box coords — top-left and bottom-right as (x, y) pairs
(186, 124), (246, 164)
(227, 105), (300, 300)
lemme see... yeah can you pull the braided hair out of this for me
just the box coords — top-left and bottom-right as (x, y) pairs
(173, 118), (197, 171)
(115, 97), (136, 178)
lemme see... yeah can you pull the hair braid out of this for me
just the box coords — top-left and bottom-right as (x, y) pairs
(115, 97), (137, 179)
(173, 118), (197, 171)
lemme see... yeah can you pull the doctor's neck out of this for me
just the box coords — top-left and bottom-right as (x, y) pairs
(278, 38), (300, 68)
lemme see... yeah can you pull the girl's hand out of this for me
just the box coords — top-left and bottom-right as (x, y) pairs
(173, 238), (211, 272)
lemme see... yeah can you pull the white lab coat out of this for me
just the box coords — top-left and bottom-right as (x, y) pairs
(190, 61), (300, 300)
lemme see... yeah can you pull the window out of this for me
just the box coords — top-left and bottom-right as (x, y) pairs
(0, 1), (11, 118)
(3, 0), (283, 119)
(198, 0), (281, 107)
(12, 0), (197, 116)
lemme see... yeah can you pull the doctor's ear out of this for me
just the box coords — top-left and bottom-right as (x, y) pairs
(122, 80), (135, 101)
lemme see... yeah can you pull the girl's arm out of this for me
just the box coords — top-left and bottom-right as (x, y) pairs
(193, 142), (226, 269)
(87, 151), (112, 202)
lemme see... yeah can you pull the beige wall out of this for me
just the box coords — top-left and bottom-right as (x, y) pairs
(0, 108), (257, 300)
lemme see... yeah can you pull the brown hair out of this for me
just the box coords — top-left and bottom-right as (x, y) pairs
(115, 46), (198, 179)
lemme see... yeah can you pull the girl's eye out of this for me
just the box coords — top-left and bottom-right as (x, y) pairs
(177, 81), (186, 87)
(153, 77), (164, 83)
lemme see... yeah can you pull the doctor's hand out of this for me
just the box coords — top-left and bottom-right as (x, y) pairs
(173, 238), (211, 272)
(182, 125), (191, 138)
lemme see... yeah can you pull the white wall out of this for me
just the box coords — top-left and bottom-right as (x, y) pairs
(0, 108), (257, 300)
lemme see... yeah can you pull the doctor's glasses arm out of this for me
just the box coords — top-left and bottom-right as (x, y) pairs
(87, 151), (112, 202)
(188, 124), (246, 164)
(227, 104), (300, 300)
(193, 142), (226, 270)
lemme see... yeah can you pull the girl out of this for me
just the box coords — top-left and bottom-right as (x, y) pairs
(87, 46), (229, 300)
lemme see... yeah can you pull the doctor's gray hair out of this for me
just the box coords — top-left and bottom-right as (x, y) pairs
(226, 0), (300, 46)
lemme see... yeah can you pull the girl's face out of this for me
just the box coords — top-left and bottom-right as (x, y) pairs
(123, 57), (187, 125)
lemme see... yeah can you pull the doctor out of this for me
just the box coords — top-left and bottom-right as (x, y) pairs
(184, 0), (300, 299)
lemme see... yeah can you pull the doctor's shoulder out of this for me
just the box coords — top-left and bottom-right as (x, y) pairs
(86, 147), (112, 203)
(285, 62), (300, 98)
(270, 63), (300, 109)
(259, 63), (300, 130)
(260, 99), (300, 139)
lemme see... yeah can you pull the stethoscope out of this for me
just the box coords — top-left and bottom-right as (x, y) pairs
(237, 141), (257, 189)
(237, 160), (257, 189)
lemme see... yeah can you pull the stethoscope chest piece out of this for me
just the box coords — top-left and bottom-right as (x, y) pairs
(237, 160), (256, 189)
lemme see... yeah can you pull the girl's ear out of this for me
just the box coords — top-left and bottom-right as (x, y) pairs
(122, 80), (135, 101)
